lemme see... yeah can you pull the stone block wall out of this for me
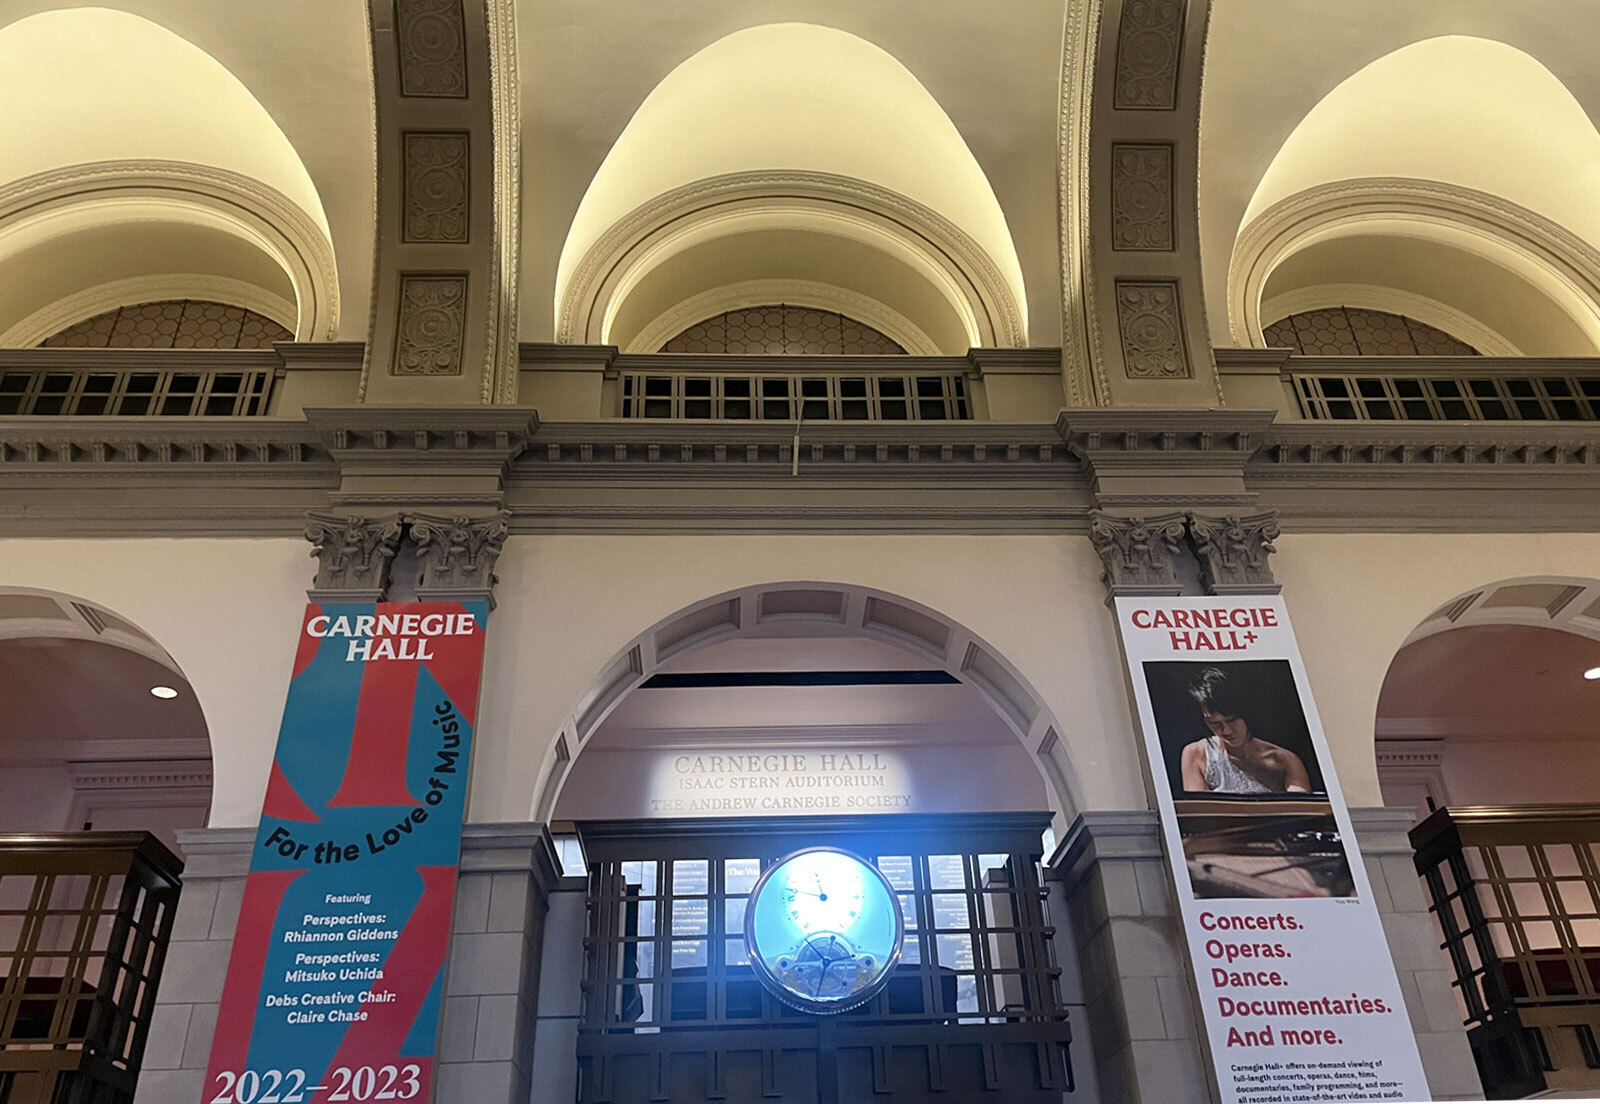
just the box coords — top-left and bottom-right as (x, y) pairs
(135, 823), (564, 1104)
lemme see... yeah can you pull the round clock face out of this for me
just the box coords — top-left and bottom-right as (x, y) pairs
(745, 847), (903, 1014)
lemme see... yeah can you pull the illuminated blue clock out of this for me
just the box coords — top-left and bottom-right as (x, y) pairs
(745, 847), (904, 1014)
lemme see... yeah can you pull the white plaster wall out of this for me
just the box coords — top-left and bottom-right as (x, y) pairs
(474, 535), (1140, 824)
(0, 766), (74, 832)
(0, 539), (309, 828)
(1275, 532), (1600, 807)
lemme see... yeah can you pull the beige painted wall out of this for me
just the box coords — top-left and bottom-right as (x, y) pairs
(476, 534), (1139, 823)
(5, 531), (1593, 836)
(0, 538), (308, 827)
(1276, 532), (1600, 806)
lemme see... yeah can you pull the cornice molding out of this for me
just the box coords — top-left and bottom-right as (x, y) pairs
(1229, 177), (1600, 351)
(557, 169), (1027, 351)
(0, 159), (339, 341)
(2, 275), (298, 349)
(624, 278), (941, 356)
(2, 407), (1598, 535)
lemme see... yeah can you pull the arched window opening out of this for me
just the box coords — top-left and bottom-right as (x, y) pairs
(39, 299), (292, 350)
(661, 305), (906, 355)
(1263, 307), (1477, 356)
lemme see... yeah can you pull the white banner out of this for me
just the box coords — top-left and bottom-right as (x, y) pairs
(1114, 595), (1430, 1104)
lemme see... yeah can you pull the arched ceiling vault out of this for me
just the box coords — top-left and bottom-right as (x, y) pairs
(1204, 15), (1600, 352)
(549, 22), (1031, 354)
(0, 5), (370, 341)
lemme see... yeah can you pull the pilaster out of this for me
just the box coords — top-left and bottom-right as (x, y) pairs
(1348, 807), (1484, 1101)
(135, 827), (254, 1104)
(1046, 811), (1215, 1104)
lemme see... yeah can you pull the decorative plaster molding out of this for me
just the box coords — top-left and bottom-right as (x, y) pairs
(394, 273), (468, 375)
(395, 0), (469, 97)
(1088, 510), (1188, 595)
(1114, 279), (1192, 378)
(1229, 177), (1600, 351)
(626, 279), (941, 356)
(1187, 510), (1280, 594)
(1058, 0), (1107, 406)
(1112, 0), (1186, 110)
(66, 760), (213, 790)
(1259, 283), (1519, 358)
(484, 0), (522, 404)
(402, 132), (470, 243)
(0, 159), (339, 341)
(411, 510), (510, 602)
(305, 512), (404, 598)
(1110, 142), (1175, 250)
(2, 275), (297, 350)
(558, 170), (1026, 351)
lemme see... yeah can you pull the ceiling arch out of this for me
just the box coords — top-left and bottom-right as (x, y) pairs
(1224, 35), (1600, 353)
(554, 23), (1027, 352)
(0, 9), (338, 340)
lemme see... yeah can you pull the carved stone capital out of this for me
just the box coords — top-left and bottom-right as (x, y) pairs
(305, 512), (404, 601)
(1187, 510), (1281, 595)
(1089, 510), (1188, 600)
(410, 510), (510, 606)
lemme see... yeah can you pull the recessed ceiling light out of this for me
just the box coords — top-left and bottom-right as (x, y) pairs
(1585, 667), (1600, 681)
(149, 685), (179, 699)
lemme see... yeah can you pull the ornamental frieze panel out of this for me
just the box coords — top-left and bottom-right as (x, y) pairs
(1112, 0), (1186, 110)
(1110, 143), (1175, 250)
(402, 132), (470, 243)
(393, 273), (468, 376)
(1114, 279), (1192, 379)
(395, 0), (468, 98)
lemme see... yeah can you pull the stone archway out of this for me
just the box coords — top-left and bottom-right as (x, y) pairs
(533, 581), (1081, 835)
(0, 586), (213, 853)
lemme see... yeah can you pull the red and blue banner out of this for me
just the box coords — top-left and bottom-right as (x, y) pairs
(204, 601), (489, 1104)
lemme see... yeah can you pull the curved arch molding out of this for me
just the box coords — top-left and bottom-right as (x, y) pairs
(1229, 177), (1600, 352)
(0, 160), (339, 343)
(557, 171), (1028, 352)
(533, 581), (1081, 825)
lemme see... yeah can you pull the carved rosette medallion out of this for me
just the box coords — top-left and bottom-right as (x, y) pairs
(1115, 280), (1191, 379)
(411, 512), (511, 601)
(1187, 511), (1282, 595)
(1113, 0), (1186, 110)
(395, 0), (468, 97)
(1089, 510), (1188, 597)
(1110, 143), (1174, 250)
(394, 274), (468, 376)
(402, 132), (469, 243)
(305, 512), (404, 598)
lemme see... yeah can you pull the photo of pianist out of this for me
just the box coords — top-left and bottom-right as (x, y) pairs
(1178, 666), (1310, 795)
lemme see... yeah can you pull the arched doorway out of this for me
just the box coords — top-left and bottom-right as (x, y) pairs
(538, 581), (1079, 832)
(1376, 575), (1600, 1097)
(538, 582), (1076, 1104)
(0, 586), (213, 853)
(1376, 575), (1600, 815)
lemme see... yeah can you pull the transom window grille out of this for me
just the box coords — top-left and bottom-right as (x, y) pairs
(0, 369), (272, 417)
(620, 373), (970, 421)
(1294, 374), (1600, 421)
(1412, 805), (1600, 1098)
(577, 814), (1071, 1104)
(0, 833), (182, 1104)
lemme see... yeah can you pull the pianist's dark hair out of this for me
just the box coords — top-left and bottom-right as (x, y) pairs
(1186, 666), (1251, 721)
